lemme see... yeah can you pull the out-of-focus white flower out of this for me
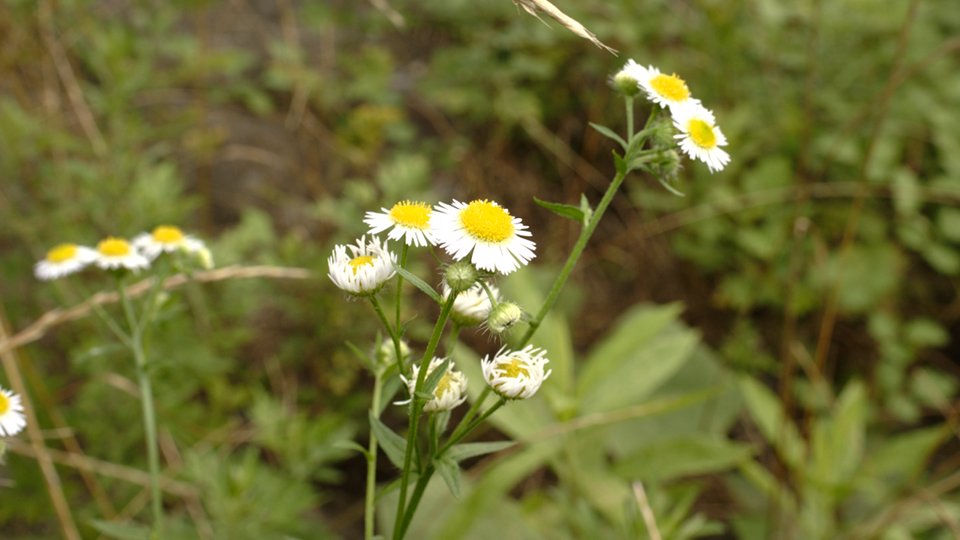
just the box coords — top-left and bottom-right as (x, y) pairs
(673, 103), (730, 173)
(34, 243), (98, 280)
(95, 237), (150, 272)
(133, 225), (207, 261)
(0, 386), (26, 437)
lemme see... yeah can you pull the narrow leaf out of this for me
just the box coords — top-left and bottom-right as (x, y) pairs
(369, 413), (407, 469)
(88, 520), (150, 540)
(396, 266), (441, 303)
(435, 455), (463, 498)
(334, 440), (371, 458)
(446, 441), (516, 462)
(534, 196), (585, 222)
(589, 122), (628, 149)
(420, 357), (452, 397)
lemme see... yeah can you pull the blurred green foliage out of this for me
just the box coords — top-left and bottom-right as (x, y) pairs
(0, 0), (958, 538)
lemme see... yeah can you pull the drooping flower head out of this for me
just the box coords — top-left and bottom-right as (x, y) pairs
(95, 237), (151, 272)
(364, 200), (437, 248)
(443, 281), (500, 327)
(672, 103), (730, 173)
(0, 386), (26, 437)
(133, 225), (208, 261)
(431, 199), (536, 275)
(485, 301), (524, 335)
(400, 357), (468, 412)
(634, 64), (698, 112)
(34, 243), (98, 281)
(481, 345), (551, 400)
(327, 235), (397, 296)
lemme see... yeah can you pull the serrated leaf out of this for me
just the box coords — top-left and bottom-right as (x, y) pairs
(589, 122), (627, 149)
(396, 266), (441, 303)
(445, 441), (515, 462)
(369, 413), (407, 469)
(534, 196), (585, 222)
(435, 455), (462, 498)
(88, 520), (150, 540)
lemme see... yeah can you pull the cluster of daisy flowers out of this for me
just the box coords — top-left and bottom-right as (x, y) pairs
(328, 199), (551, 406)
(34, 225), (212, 281)
(0, 385), (26, 439)
(613, 59), (730, 173)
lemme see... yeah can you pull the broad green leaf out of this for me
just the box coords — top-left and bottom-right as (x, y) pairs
(396, 266), (441, 303)
(937, 207), (960, 242)
(810, 380), (866, 488)
(892, 167), (920, 216)
(434, 455), (462, 498)
(533, 196), (585, 223)
(739, 376), (806, 469)
(445, 441), (515, 462)
(613, 436), (753, 481)
(369, 413), (407, 469)
(860, 425), (945, 491)
(589, 121), (627, 149)
(88, 520), (150, 540)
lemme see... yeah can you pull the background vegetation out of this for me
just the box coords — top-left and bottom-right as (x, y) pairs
(1, 0), (958, 538)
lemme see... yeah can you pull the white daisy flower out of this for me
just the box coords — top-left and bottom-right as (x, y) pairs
(133, 225), (207, 261)
(431, 199), (536, 275)
(610, 59), (643, 97)
(0, 386), (26, 437)
(672, 103), (730, 173)
(633, 64), (698, 111)
(443, 281), (500, 327)
(34, 243), (98, 281)
(327, 235), (397, 296)
(399, 357), (468, 412)
(95, 237), (151, 272)
(364, 200), (436, 247)
(481, 345), (551, 400)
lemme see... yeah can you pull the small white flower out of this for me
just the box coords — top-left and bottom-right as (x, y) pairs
(364, 200), (436, 247)
(672, 103), (730, 173)
(443, 281), (500, 327)
(327, 235), (397, 296)
(431, 199), (536, 275)
(0, 386), (26, 437)
(399, 357), (468, 412)
(632, 64), (698, 112)
(133, 225), (208, 261)
(481, 345), (551, 400)
(34, 243), (98, 280)
(95, 237), (151, 272)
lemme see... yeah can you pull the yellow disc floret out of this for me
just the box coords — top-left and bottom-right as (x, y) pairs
(389, 201), (431, 229)
(46, 243), (78, 263)
(435, 372), (453, 397)
(97, 237), (132, 257)
(349, 255), (375, 274)
(460, 200), (514, 243)
(687, 119), (717, 149)
(0, 391), (9, 415)
(496, 358), (531, 379)
(650, 73), (691, 102)
(152, 225), (185, 244)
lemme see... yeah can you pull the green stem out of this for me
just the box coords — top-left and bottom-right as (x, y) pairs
(393, 293), (458, 539)
(364, 370), (384, 540)
(626, 96), (635, 141)
(369, 296), (406, 378)
(118, 281), (163, 535)
(438, 397), (506, 456)
(445, 386), (491, 447)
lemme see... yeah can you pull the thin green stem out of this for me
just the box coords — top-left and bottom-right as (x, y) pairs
(364, 370), (384, 540)
(393, 293), (458, 539)
(625, 97), (635, 141)
(118, 281), (163, 535)
(394, 245), (409, 342)
(438, 397), (506, 456)
(369, 295), (406, 378)
(445, 386), (491, 446)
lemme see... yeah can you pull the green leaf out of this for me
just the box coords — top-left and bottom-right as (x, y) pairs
(419, 357), (452, 399)
(369, 413), (407, 469)
(589, 122), (627, 149)
(810, 380), (866, 487)
(892, 168), (921, 216)
(613, 150), (628, 175)
(88, 520), (150, 540)
(739, 376), (805, 469)
(445, 441), (515, 462)
(533, 196), (585, 223)
(579, 194), (594, 223)
(613, 436), (753, 481)
(334, 440), (371, 458)
(937, 207), (960, 243)
(434, 455), (462, 498)
(396, 266), (441, 303)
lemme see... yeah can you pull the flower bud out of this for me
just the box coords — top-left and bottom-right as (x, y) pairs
(443, 261), (479, 294)
(443, 282), (499, 327)
(374, 338), (410, 371)
(611, 59), (643, 98)
(485, 301), (524, 335)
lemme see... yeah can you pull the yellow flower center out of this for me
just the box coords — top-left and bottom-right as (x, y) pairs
(435, 372), (453, 397)
(349, 255), (375, 274)
(47, 243), (78, 263)
(389, 201), (431, 229)
(650, 73), (690, 102)
(496, 358), (530, 379)
(460, 200), (514, 243)
(687, 119), (717, 149)
(152, 225), (185, 244)
(0, 392), (9, 415)
(97, 237), (132, 257)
